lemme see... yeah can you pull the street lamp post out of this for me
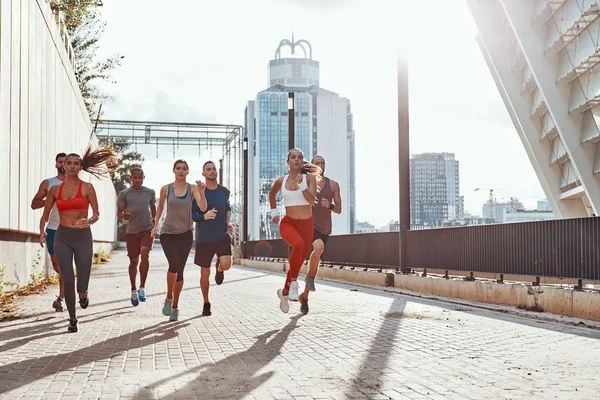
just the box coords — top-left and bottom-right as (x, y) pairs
(398, 53), (410, 273)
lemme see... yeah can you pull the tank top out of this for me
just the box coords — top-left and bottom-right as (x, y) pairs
(46, 176), (63, 230)
(313, 177), (333, 235)
(160, 183), (193, 235)
(56, 180), (89, 213)
(282, 174), (310, 207)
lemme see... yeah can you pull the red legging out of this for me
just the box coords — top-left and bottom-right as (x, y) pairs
(280, 216), (314, 291)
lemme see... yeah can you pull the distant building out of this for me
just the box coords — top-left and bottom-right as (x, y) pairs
(482, 198), (525, 223)
(503, 209), (555, 223)
(410, 152), (461, 229)
(537, 200), (552, 212)
(356, 221), (380, 234)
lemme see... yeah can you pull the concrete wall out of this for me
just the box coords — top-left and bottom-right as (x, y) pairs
(240, 259), (600, 322)
(0, 0), (117, 287)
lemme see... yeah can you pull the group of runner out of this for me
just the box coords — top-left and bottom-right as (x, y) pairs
(34, 146), (341, 331)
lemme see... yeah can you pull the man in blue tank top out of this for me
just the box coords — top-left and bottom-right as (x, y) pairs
(192, 161), (233, 316)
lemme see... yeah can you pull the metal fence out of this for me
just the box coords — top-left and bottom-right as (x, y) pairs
(243, 217), (600, 280)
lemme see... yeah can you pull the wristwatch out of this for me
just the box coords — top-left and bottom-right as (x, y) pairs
(328, 203), (334, 210)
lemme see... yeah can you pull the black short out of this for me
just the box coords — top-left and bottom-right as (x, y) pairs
(312, 229), (329, 246)
(194, 236), (232, 268)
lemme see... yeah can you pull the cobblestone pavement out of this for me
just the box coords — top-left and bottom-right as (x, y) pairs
(1, 248), (599, 399)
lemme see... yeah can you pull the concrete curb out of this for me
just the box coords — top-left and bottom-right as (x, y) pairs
(239, 258), (600, 322)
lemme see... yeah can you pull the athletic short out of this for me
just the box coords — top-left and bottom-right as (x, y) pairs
(312, 228), (330, 246)
(194, 236), (232, 268)
(45, 228), (57, 255)
(125, 229), (154, 258)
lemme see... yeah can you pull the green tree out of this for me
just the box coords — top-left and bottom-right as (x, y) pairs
(99, 138), (144, 193)
(49, 0), (122, 117)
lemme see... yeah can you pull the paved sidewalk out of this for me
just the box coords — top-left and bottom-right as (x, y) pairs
(1, 248), (600, 400)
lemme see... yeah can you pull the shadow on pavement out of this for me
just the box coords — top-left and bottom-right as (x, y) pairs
(138, 314), (303, 398)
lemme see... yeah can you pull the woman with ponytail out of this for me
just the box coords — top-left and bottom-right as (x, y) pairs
(40, 144), (117, 332)
(269, 148), (321, 313)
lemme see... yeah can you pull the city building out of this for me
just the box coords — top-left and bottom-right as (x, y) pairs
(467, 1), (600, 218)
(410, 152), (461, 229)
(503, 209), (555, 223)
(537, 200), (552, 212)
(482, 198), (525, 223)
(245, 37), (356, 240)
(356, 221), (380, 234)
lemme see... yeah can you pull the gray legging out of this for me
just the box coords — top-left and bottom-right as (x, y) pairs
(54, 225), (93, 320)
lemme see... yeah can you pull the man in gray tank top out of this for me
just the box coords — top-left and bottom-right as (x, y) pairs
(299, 155), (342, 315)
(117, 168), (156, 306)
(31, 152), (66, 312)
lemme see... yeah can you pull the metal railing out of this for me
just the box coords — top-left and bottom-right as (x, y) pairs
(243, 217), (600, 280)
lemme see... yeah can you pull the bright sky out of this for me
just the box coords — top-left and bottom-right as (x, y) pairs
(96, 0), (546, 228)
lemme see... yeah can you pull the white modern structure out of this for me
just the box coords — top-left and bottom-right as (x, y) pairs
(245, 37), (356, 240)
(467, 0), (600, 218)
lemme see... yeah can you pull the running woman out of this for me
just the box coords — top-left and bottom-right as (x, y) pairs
(269, 148), (321, 313)
(39, 146), (117, 332)
(192, 161), (233, 316)
(117, 167), (156, 306)
(299, 155), (342, 314)
(32, 153), (66, 312)
(152, 160), (207, 322)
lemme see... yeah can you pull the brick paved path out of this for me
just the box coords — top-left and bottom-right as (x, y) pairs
(1, 248), (599, 399)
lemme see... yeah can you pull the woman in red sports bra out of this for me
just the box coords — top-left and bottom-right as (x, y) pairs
(269, 148), (321, 314)
(39, 145), (117, 333)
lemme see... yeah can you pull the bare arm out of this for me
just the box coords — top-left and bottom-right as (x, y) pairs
(88, 183), (100, 222)
(192, 184), (208, 212)
(301, 174), (317, 205)
(150, 204), (157, 220)
(331, 180), (342, 214)
(152, 185), (168, 236)
(39, 186), (58, 245)
(269, 177), (283, 209)
(31, 179), (49, 210)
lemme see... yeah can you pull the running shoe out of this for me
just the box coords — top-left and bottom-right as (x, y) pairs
(288, 281), (299, 302)
(277, 289), (290, 313)
(202, 302), (211, 316)
(68, 319), (78, 333)
(79, 294), (89, 309)
(138, 287), (146, 302)
(52, 296), (63, 312)
(162, 298), (172, 316)
(131, 290), (139, 307)
(299, 293), (309, 315)
(169, 308), (179, 321)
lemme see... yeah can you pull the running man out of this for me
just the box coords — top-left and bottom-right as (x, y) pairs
(192, 161), (233, 317)
(117, 167), (156, 306)
(299, 155), (342, 314)
(31, 152), (66, 312)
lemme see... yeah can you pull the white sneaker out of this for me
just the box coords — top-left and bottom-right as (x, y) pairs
(138, 287), (146, 302)
(131, 290), (139, 307)
(277, 289), (290, 313)
(288, 281), (299, 302)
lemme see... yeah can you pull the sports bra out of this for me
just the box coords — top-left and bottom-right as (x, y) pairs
(56, 181), (89, 213)
(282, 174), (310, 207)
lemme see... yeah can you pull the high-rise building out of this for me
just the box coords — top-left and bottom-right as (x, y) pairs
(245, 37), (356, 240)
(410, 153), (461, 229)
(467, 1), (600, 218)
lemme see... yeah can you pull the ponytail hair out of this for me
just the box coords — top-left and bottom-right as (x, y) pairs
(67, 143), (118, 179)
(301, 161), (323, 184)
(287, 147), (322, 183)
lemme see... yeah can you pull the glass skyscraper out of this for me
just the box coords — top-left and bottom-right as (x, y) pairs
(245, 37), (356, 240)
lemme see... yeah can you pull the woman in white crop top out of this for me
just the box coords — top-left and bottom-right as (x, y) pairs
(269, 148), (321, 313)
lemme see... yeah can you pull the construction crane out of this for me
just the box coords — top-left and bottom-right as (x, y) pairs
(474, 188), (497, 221)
